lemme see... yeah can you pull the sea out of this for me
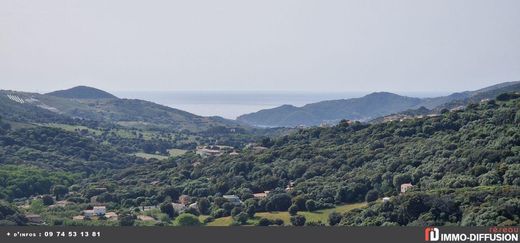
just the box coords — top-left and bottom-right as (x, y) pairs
(112, 91), (450, 120)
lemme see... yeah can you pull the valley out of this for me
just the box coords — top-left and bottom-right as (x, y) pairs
(0, 84), (519, 227)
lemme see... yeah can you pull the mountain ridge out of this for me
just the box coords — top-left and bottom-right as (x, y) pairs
(237, 81), (520, 127)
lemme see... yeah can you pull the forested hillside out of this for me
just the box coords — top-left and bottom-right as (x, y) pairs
(85, 93), (520, 226)
(0, 93), (519, 226)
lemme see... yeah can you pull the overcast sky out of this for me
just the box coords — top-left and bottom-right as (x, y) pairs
(1, 0), (519, 93)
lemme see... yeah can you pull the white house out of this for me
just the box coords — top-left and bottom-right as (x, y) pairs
(382, 197), (391, 203)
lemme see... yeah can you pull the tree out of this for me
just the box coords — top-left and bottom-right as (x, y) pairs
(231, 207), (242, 217)
(161, 187), (180, 202)
(292, 196), (306, 211)
(305, 200), (316, 212)
(119, 214), (136, 226)
(246, 205), (256, 218)
(268, 193), (292, 211)
(272, 219), (284, 226)
(288, 205), (298, 216)
(257, 218), (272, 226)
(328, 212), (342, 226)
(290, 215), (306, 226)
(175, 213), (200, 226)
(365, 190), (379, 203)
(160, 202), (177, 219)
(234, 212), (249, 225)
(197, 198), (210, 215)
(52, 185), (68, 200)
(41, 195), (54, 206)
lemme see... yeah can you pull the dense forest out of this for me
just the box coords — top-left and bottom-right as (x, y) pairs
(0, 93), (519, 226)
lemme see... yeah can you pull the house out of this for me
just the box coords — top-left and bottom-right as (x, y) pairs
(229, 151), (240, 156)
(138, 215), (156, 222)
(252, 146), (268, 153)
(83, 210), (96, 217)
(105, 212), (118, 221)
(253, 191), (270, 199)
(189, 202), (198, 209)
(84, 206), (106, 217)
(139, 205), (158, 212)
(25, 214), (43, 224)
(179, 195), (190, 205)
(450, 106), (465, 112)
(171, 203), (187, 213)
(196, 147), (223, 157)
(48, 200), (71, 209)
(93, 206), (106, 215)
(400, 183), (413, 193)
(285, 181), (296, 192)
(382, 197), (391, 203)
(223, 195), (242, 206)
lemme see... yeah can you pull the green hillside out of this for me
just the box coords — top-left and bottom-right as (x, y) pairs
(46, 86), (118, 99)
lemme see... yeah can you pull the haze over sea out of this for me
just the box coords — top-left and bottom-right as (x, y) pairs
(113, 91), (450, 119)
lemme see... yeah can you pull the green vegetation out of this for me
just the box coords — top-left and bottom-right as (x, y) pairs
(0, 87), (519, 227)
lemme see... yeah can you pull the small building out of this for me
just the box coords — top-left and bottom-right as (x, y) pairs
(171, 203), (187, 213)
(179, 195), (190, 205)
(196, 147), (223, 157)
(450, 106), (465, 112)
(49, 200), (71, 209)
(223, 195), (242, 206)
(83, 210), (96, 217)
(253, 191), (270, 199)
(382, 197), (391, 203)
(93, 206), (106, 215)
(25, 214), (43, 224)
(105, 212), (118, 221)
(285, 181), (296, 192)
(189, 202), (198, 210)
(400, 183), (413, 193)
(139, 205), (158, 212)
(137, 215), (156, 222)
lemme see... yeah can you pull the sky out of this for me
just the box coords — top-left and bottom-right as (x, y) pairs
(1, 0), (519, 93)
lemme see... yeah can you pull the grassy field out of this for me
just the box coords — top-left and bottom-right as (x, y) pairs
(204, 202), (367, 226)
(167, 148), (188, 157)
(40, 123), (102, 135)
(133, 152), (170, 160)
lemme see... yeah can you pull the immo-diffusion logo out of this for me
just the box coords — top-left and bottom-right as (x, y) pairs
(424, 227), (519, 242)
(425, 227), (440, 241)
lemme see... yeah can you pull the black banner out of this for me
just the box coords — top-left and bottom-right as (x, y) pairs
(0, 227), (518, 243)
